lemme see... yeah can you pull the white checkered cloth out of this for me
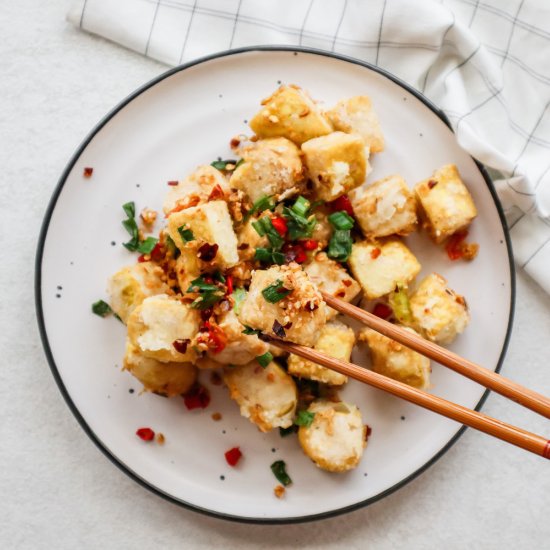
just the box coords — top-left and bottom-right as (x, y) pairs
(67, 0), (550, 293)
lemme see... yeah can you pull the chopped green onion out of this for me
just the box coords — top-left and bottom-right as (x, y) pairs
(242, 326), (260, 335)
(256, 351), (273, 368)
(137, 237), (158, 254)
(291, 196), (310, 217)
(254, 247), (285, 265)
(187, 277), (218, 293)
(270, 460), (292, 486)
(211, 159), (240, 171)
(165, 235), (180, 258)
(279, 425), (298, 437)
(309, 199), (325, 211)
(262, 279), (291, 303)
(294, 410), (315, 428)
(388, 283), (414, 325)
(246, 195), (276, 219)
(213, 271), (226, 283)
(328, 210), (355, 230)
(251, 217), (285, 250)
(232, 288), (247, 315)
(187, 276), (224, 310)
(177, 226), (194, 242)
(327, 229), (353, 262)
(92, 300), (113, 318)
(251, 219), (266, 237)
(271, 251), (285, 265)
(122, 201), (135, 219)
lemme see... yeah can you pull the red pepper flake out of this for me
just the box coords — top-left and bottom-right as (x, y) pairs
(372, 303), (393, 320)
(83, 167), (94, 178)
(301, 239), (318, 251)
(283, 242), (306, 264)
(271, 216), (288, 236)
(226, 275), (234, 295)
(208, 184), (225, 201)
(136, 427), (155, 441)
(172, 339), (190, 354)
(272, 319), (286, 338)
(427, 179), (438, 189)
(204, 321), (228, 353)
(150, 242), (164, 262)
(167, 180), (179, 186)
(365, 425), (372, 441)
(183, 384), (211, 410)
(370, 247), (381, 260)
(445, 231), (468, 261)
(212, 412), (222, 421)
(198, 243), (219, 262)
(137, 254), (147, 263)
(342, 279), (352, 287)
(230, 137), (241, 148)
(224, 446), (242, 467)
(330, 195), (354, 217)
(200, 307), (213, 322)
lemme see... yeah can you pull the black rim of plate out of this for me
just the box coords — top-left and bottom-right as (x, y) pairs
(35, 46), (516, 525)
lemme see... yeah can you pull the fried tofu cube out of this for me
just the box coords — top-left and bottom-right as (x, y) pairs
(249, 85), (333, 145)
(298, 400), (366, 472)
(127, 295), (200, 363)
(108, 262), (169, 324)
(415, 164), (477, 244)
(348, 240), (421, 300)
(409, 273), (470, 344)
(174, 250), (201, 294)
(123, 340), (197, 397)
(288, 320), (355, 385)
(302, 132), (367, 201)
(207, 309), (269, 365)
(237, 264), (327, 347)
(163, 165), (229, 215)
(236, 216), (269, 262)
(359, 327), (430, 389)
(350, 174), (417, 239)
(303, 252), (361, 319)
(326, 96), (384, 153)
(224, 360), (297, 431)
(230, 138), (305, 203)
(166, 200), (239, 269)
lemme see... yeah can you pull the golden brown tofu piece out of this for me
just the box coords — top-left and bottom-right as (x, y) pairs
(326, 95), (384, 153)
(249, 85), (333, 145)
(302, 132), (367, 201)
(415, 164), (477, 244)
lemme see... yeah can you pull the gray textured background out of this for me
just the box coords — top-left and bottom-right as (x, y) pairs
(1, 1), (549, 548)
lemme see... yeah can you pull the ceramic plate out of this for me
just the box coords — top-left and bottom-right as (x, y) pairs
(36, 47), (514, 523)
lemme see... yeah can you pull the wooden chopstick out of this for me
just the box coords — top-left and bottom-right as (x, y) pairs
(266, 337), (550, 460)
(321, 291), (550, 420)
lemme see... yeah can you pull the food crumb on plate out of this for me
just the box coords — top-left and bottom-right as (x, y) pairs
(274, 485), (286, 499)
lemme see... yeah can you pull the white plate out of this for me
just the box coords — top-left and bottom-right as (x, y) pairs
(36, 47), (514, 523)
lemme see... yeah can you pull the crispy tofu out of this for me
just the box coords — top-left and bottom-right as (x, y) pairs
(298, 400), (366, 473)
(249, 85), (333, 145)
(303, 252), (361, 319)
(302, 132), (368, 201)
(127, 295), (200, 363)
(207, 309), (269, 365)
(409, 273), (470, 344)
(224, 360), (297, 432)
(230, 138), (305, 203)
(163, 165), (229, 215)
(310, 206), (333, 249)
(359, 327), (430, 389)
(166, 200), (239, 269)
(174, 250), (201, 295)
(123, 340), (197, 397)
(326, 95), (385, 153)
(237, 264), (327, 347)
(348, 240), (421, 300)
(288, 320), (355, 385)
(236, 216), (269, 262)
(108, 262), (169, 324)
(415, 164), (477, 244)
(350, 174), (417, 239)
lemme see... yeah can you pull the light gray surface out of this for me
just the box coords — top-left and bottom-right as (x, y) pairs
(1, 1), (549, 548)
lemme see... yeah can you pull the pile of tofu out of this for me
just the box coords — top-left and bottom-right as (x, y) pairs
(106, 84), (478, 475)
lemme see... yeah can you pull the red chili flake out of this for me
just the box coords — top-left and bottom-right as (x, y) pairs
(372, 303), (393, 319)
(301, 239), (318, 251)
(226, 275), (234, 295)
(427, 179), (438, 189)
(342, 279), (352, 287)
(172, 339), (190, 354)
(365, 425), (372, 441)
(446, 231), (468, 261)
(137, 254), (147, 263)
(183, 384), (211, 410)
(198, 243), (219, 262)
(271, 216), (288, 236)
(330, 195), (354, 217)
(230, 137), (241, 148)
(204, 321), (228, 353)
(282, 242), (306, 264)
(272, 319), (286, 338)
(224, 447), (242, 467)
(150, 242), (164, 262)
(167, 180), (179, 186)
(83, 167), (94, 178)
(370, 247), (381, 260)
(200, 307), (213, 322)
(136, 427), (155, 441)
(208, 184), (225, 201)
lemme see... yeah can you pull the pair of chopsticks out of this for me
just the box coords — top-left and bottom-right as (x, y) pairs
(266, 291), (550, 460)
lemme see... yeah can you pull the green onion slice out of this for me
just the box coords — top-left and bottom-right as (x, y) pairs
(92, 300), (113, 318)
(256, 351), (273, 368)
(262, 280), (291, 303)
(270, 460), (292, 486)
(328, 210), (355, 230)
